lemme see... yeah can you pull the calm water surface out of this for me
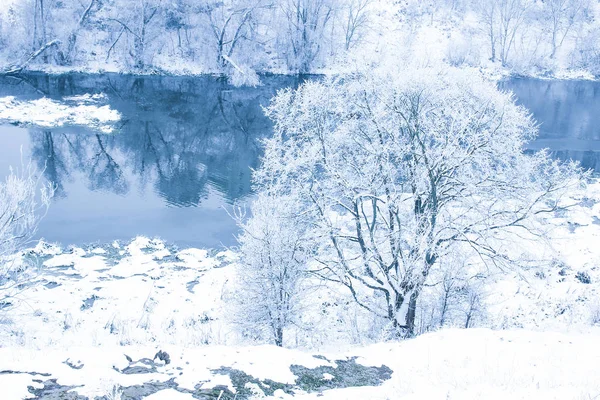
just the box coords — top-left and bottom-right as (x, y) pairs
(0, 73), (303, 248)
(501, 77), (600, 170)
(0, 74), (598, 247)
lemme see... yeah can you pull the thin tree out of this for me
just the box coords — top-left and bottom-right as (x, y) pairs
(232, 194), (311, 347)
(343, 0), (370, 51)
(204, 0), (264, 70)
(280, 0), (333, 73)
(544, 0), (589, 59)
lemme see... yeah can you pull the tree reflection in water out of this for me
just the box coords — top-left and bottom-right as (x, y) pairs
(7, 73), (304, 208)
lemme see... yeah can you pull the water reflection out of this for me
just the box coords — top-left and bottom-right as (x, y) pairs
(501, 78), (600, 140)
(0, 73), (303, 246)
(0, 73), (302, 206)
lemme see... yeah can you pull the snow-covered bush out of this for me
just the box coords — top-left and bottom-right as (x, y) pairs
(227, 63), (262, 87)
(570, 27), (600, 77)
(445, 34), (480, 67)
(0, 163), (53, 311)
(590, 300), (600, 326)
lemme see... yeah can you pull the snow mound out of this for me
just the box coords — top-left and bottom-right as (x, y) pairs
(0, 94), (120, 133)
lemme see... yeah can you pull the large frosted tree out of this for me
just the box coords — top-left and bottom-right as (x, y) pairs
(254, 65), (583, 336)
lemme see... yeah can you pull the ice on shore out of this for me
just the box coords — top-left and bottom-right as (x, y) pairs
(0, 94), (120, 133)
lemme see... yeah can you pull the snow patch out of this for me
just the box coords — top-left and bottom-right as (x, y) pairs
(0, 95), (120, 133)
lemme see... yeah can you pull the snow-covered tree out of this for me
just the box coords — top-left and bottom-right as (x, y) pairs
(102, 0), (163, 69)
(202, 0), (266, 71)
(343, 0), (371, 51)
(541, 0), (590, 59)
(232, 193), (311, 347)
(278, 0), (334, 73)
(0, 163), (53, 310)
(477, 0), (531, 65)
(256, 65), (584, 336)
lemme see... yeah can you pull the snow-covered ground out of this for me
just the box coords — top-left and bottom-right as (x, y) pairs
(1, 179), (599, 399)
(1, 328), (599, 399)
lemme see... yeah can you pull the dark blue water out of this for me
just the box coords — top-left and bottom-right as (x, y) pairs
(0, 74), (598, 247)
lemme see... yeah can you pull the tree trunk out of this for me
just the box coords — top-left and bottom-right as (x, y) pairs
(392, 289), (419, 338)
(33, 0), (38, 51)
(465, 312), (473, 328)
(274, 326), (283, 347)
(550, 29), (557, 59)
(134, 35), (144, 69)
(406, 292), (418, 336)
(490, 32), (496, 62)
(65, 0), (97, 65)
(4, 40), (60, 75)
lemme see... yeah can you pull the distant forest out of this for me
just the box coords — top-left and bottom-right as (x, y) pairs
(0, 0), (599, 78)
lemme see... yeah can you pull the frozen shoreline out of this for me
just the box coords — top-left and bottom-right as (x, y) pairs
(1, 63), (598, 84)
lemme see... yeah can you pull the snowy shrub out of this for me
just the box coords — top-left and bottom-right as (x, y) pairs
(590, 301), (600, 326)
(416, 262), (489, 334)
(570, 28), (600, 77)
(534, 270), (547, 279)
(551, 258), (570, 275)
(576, 271), (592, 284)
(0, 163), (53, 312)
(445, 35), (480, 67)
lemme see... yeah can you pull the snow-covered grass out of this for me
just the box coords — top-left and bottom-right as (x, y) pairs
(0, 93), (121, 133)
(1, 237), (237, 349)
(484, 180), (600, 332)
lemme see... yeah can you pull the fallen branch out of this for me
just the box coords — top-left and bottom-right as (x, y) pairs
(222, 54), (244, 75)
(106, 27), (125, 62)
(3, 40), (61, 75)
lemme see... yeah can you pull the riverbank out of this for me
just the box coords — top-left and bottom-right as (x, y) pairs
(1, 61), (598, 85)
(0, 181), (599, 399)
(2, 179), (599, 348)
